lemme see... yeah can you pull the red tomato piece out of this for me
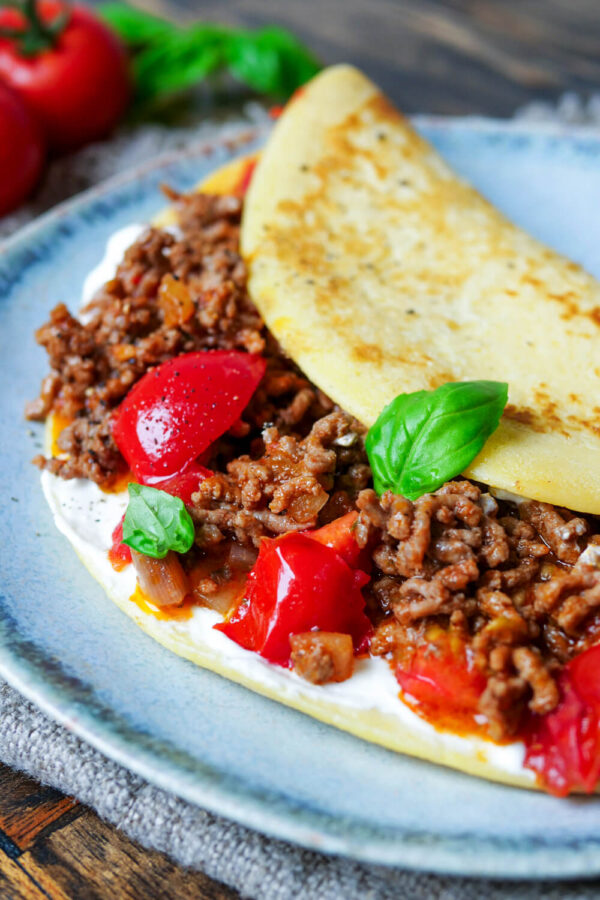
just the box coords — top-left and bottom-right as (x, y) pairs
(215, 534), (371, 666)
(108, 515), (131, 571)
(112, 351), (266, 485)
(395, 628), (486, 729)
(523, 645), (600, 796)
(306, 511), (368, 569)
(0, 82), (45, 215)
(0, 2), (131, 152)
(236, 159), (257, 195)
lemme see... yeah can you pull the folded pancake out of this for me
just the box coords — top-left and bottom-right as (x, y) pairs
(241, 64), (600, 514)
(39, 151), (543, 793)
(38, 74), (600, 794)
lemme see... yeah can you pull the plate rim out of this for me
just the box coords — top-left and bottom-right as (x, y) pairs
(3, 117), (600, 880)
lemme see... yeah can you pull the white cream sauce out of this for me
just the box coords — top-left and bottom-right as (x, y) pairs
(41, 224), (533, 781)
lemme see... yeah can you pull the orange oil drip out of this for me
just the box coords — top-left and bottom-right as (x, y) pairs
(101, 469), (133, 494)
(129, 584), (195, 622)
(50, 412), (73, 455)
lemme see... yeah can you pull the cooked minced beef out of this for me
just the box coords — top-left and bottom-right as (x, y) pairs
(27, 191), (324, 483)
(190, 411), (368, 548)
(360, 484), (600, 739)
(28, 187), (600, 740)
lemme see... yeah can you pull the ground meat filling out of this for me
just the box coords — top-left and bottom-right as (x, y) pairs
(190, 411), (368, 548)
(28, 192), (266, 482)
(358, 484), (600, 739)
(28, 186), (600, 739)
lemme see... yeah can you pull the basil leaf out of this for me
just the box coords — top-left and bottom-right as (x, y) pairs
(132, 27), (228, 104)
(122, 484), (195, 559)
(100, 4), (321, 108)
(99, 4), (176, 46)
(366, 381), (508, 501)
(226, 27), (321, 97)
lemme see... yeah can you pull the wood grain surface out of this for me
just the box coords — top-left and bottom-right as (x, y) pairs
(137, 0), (600, 115)
(4, 2), (600, 898)
(0, 764), (239, 899)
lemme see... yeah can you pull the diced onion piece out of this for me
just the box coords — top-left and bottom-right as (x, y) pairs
(287, 488), (329, 523)
(158, 273), (195, 327)
(290, 632), (354, 684)
(131, 549), (190, 607)
(111, 343), (137, 363)
(188, 544), (255, 616)
(191, 577), (245, 616)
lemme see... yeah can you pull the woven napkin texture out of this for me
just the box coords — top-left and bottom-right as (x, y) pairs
(2, 97), (600, 899)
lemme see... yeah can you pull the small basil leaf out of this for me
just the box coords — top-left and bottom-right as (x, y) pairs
(99, 3), (176, 46)
(226, 26), (321, 97)
(122, 484), (195, 559)
(99, 5), (320, 108)
(132, 27), (228, 104)
(366, 381), (508, 501)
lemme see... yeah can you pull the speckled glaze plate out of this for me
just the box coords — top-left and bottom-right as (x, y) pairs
(2, 118), (600, 880)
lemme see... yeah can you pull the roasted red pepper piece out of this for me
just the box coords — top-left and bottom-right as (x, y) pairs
(215, 533), (371, 666)
(151, 462), (212, 504)
(236, 159), (257, 195)
(523, 644), (600, 796)
(395, 627), (486, 730)
(306, 511), (368, 569)
(112, 350), (266, 485)
(108, 514), (131, 571)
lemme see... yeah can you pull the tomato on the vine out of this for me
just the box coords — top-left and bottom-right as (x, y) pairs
(0, 1), (131, 152)
(0, 81), (44, 214)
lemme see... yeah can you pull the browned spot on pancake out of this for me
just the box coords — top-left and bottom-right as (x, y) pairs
(543, 290), (600, 328)
(567, 413), (600, 437)
(523, 275), (543, 288)
(366, 93), (406, 125)
(504, 404), (543, 430)
(427, 371), (456, 389)
(352, 342), (384, 364)
(504, 399), (571, 437)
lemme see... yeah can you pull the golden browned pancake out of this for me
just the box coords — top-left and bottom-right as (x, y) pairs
(242, 65), (600, 513)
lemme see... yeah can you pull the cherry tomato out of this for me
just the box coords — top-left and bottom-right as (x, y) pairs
(0, 81), (44, 215)
(395, 627), (486, 730)
(0, 2), (131, 152)
(523, 645), (600, 796)
(108, 515), (131, 571)
(112, 351), (266, 486)
(306, 511), (368, 569)
(216, 534), (371, 666)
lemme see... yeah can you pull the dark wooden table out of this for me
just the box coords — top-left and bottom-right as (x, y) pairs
(4, 1), (600, 898)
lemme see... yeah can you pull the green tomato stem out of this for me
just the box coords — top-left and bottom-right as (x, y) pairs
(1, 0), (70, 57)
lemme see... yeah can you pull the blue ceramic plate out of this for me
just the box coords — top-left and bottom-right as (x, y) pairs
(2, 118), (600, 880)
